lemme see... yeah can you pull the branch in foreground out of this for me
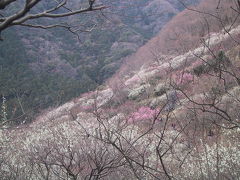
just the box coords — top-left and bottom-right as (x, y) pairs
(0, 0), (108, 36)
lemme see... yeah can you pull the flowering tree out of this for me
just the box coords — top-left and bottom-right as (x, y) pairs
(175, 71), (194, 85)
(0, 1), (240, 180)
(128, 106), (158, 123)
(1, 96), (7, 122)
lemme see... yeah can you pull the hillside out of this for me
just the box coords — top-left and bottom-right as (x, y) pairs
(0, 0), (239, 179)
(0, 0), (200, 125)
(112, 0), (239, 78)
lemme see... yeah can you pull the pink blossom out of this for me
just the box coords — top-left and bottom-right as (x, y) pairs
(128, 106), (158, 123)
(175, 72), (194, 85)
(81, 105), (92, 111)
(125, 75), (141, 86)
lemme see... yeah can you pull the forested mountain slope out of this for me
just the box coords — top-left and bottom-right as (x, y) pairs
(0, 0), (199, 124)
(0, 0), (239, 179)
(112, 0), (238, 79)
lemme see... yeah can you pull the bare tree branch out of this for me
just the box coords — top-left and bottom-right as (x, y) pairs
(0, 0), (108, 36)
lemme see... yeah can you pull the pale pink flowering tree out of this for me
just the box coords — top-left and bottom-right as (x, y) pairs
(81, 105), (93, 112)
(175, 71), (194, 85)
(128, 106), (159, 123)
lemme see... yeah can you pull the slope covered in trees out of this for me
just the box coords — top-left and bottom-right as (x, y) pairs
(0, 0), (200, 124)
(113, 0), (239, 78)
(0, 0), (239, 179)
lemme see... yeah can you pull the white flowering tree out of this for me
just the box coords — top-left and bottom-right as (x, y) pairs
(0, 1), (240, 179)
(165, 0), (240, 178)
(1, 96), (7, 121)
